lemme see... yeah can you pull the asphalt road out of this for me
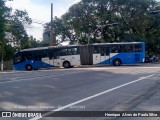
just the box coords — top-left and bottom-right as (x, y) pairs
(0, 63), (160, 120)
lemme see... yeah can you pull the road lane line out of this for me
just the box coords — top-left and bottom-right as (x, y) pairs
(86, 67), (160, 70)
(29, 74), (155, 120)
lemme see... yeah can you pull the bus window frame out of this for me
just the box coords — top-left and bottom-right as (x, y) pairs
(123, 44), (134, 53)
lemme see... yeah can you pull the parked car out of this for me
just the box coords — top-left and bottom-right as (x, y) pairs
(145, 55), (158, 63)
(145, 56), (151, 63)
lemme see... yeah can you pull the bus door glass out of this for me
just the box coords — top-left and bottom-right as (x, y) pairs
(99, 47), (110, 63)
(67, 47), (80, 66)
(33, 50), (43, 69)
(41, 49), (51, 67)
(93, 46), (101, 64)
(33, 49), (49, 68)
(53, 49), (61, 67)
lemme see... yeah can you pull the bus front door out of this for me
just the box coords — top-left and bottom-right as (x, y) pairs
(53, 56), (62, 67)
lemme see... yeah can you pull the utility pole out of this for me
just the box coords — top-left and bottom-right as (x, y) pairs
(0, 44), (4, 71)
(50, 3), (56, 46)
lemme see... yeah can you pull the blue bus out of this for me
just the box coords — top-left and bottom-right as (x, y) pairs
(13, 42), (145, 70)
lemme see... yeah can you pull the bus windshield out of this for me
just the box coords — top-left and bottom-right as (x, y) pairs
(14, 52), (23, 64)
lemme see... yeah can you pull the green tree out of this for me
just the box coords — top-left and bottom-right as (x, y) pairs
(0, 0), (12, 70)
(0, 0), (11, 45)
(9, 10), (32, 49)
(1, 0), (33, 62)
(43, 0), (160, 54)
(23, 36), (41, 48)
(62, 1), (98, 44)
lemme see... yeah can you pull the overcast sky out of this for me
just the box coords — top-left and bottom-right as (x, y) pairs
(6, 0), (80, 40)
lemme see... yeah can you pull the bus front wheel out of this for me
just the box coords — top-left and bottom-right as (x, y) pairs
(113, 59), (121, 66)
(25, 64), (33, 71)
(63, 61), (71, 68)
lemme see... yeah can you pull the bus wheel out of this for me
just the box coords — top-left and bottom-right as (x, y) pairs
(113, 59), (121, 66)
(25, 64), (33, 71)
(63, 61), (71, 68)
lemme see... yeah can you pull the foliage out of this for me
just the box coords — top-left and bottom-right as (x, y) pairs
(1, 0), (160, 64)
(0, 0), (11, 44)
(23, 36), (41, 49)
(43, 0), (160, 54)
(0, 0), (33, 61)
(9, 9), (32, 49)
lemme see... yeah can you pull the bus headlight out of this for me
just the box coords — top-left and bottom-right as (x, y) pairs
(143, 58), (145, 62)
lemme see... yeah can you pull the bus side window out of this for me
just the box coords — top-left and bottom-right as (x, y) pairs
(53, 49), (60, 59)
(134, 44), (142, 52)
(41, 49), (48, 58)
(72, 48), (78, 55)
(60, 49), (67, 56)
(111, 46), (118, 53)
(23, 52), (33, 60)
(99, 47), (105, 56)
(77, 47), (80, 54)
(117, 45), (123, 52)
(105, 47), (110, 55)
(68, 48), (73, 55)
(94, 46), (99, 54)
(33, 51), (41, 61)
(123, 45), (134, 52)
(48, 49), (53, 59)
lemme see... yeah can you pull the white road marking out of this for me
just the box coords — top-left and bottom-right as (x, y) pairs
(29, 74), (155, 120)
(86, 67), (160, 70)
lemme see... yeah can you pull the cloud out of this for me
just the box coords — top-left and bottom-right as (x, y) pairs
(71, 0), (81, 5)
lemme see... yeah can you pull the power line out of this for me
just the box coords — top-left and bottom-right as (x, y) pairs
(32, 21), (46, 25)
(26, 26), (44, 29)
(32, 18), (48, 23)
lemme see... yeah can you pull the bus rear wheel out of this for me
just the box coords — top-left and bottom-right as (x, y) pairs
(113, 59), (121, 66)
(63, 61), (71, 68)
(25, 64), (33, 71)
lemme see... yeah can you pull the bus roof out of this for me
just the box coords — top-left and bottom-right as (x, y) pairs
(20, 42), (144, 52)
(92, 42), (144, 45)
(20, 45), (79, 52)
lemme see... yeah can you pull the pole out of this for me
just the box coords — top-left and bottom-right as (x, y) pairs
(50, 3), (53, 46)
(50, 3), (56, 46)
(1, 45), (4, 71)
